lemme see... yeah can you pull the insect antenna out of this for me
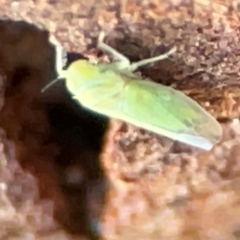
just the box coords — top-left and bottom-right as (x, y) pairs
(41, 77), (64, 93)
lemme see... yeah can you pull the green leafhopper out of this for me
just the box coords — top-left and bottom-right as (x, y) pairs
(45, 32), (222, 150)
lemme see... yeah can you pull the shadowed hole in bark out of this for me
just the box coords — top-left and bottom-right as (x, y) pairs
(0, 20), (108, 240)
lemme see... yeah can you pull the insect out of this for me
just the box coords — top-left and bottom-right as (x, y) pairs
(45, 32), (222, 150)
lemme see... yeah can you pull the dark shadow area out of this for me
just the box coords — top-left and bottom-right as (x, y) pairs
(45, 93), (108, 239)
(0, 19), (108, 239)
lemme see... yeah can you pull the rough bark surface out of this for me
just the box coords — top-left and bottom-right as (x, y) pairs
(0, 1), (240, 240)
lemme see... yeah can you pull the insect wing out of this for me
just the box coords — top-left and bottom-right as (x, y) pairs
(119, 80), (222, 150)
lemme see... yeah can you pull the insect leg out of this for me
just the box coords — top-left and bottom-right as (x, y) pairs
(97, 32), (131, 68)
(49, 35), (68, 75)
(41, 35), (67, 93)
(129, 46), (177, 72)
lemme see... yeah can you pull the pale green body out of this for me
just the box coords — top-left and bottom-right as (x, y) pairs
(65, 59), (222, 150)
(52, 32), (222, 150)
